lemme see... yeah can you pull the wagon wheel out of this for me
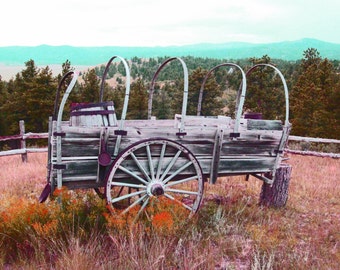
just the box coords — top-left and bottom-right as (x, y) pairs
(105, 138), (204, 220)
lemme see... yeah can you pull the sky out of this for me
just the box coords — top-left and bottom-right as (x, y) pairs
(1, 0), (339, 47)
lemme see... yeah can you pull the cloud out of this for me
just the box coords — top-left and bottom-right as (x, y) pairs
(1, 0), (340, 46)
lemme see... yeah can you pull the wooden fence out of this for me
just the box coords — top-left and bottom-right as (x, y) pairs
(286, 135), (340, 158)
(0, 120), (48, 162)
(0, 121), (339, 162)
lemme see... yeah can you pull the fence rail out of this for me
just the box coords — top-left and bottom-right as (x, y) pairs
(0, 121), (339, 161)
(288, 135), (340, 144)
(0, 132), (49, 142)
(287, 135), (340, 158)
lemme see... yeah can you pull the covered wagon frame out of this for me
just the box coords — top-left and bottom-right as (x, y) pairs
(40, 56), (292, 219)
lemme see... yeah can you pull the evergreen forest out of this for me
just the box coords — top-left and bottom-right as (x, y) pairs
(0, 48), (339, 150)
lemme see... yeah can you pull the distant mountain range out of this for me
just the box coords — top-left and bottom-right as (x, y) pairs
(0, 38), (339, 67)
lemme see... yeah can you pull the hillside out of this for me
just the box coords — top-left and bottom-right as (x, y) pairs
(1, 39), (340, 67)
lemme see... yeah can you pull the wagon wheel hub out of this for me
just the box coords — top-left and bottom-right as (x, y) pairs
(150, 183), (164, 196)
(147, 182), (165, 197)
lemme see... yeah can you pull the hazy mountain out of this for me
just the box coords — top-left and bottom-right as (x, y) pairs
(1, 39), (339, 67)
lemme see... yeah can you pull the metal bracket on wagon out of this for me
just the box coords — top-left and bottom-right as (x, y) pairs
(114, 130), (128, 136)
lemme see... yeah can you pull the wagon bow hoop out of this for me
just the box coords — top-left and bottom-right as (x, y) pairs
(244, 63), (291, 184)
(244, 63), (290, 125)
(56, 72), (79, 130)
(147, 57), (189, 135)
(197, 63), (247, 134)
(53, 71), (75, 121)
(99, 55), (131, 131)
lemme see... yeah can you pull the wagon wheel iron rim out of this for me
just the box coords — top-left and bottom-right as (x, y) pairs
(105, 138), (204, 221)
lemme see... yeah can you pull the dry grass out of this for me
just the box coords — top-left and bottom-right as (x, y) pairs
(0, 153), (339, 269)
(0, 153), (46, 200)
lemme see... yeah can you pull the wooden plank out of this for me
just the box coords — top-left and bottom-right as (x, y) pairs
(247, 119), (283, 130)
(59, 142), (100, 157)
(58, 160), (99, 181)
(62, 181), (105, 189)
(220, 140), (280, 156)
(197, 156), (276, 176)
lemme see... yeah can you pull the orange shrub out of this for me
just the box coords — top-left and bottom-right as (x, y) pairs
(152, 211), (174, 233)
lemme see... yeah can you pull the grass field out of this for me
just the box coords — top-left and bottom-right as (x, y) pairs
(0, 153), (339, 269)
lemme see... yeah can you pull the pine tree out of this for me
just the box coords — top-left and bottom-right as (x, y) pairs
(152, 83), (174, 119)
(25, 66), (56, 131)
(2, 60), (38, 133)
(0, 76), (8, 135)
(189, 67), (223, 116)
(2, 60), (57, 133)
(127, 78), (148, 119)
(77, 69), (100, 103)
(291, 48), (339, 138)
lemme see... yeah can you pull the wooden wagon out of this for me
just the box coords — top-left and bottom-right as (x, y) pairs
(40, 56), (291, 219)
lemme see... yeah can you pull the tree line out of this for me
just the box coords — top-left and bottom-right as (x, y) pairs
(0, 48), (339, 149)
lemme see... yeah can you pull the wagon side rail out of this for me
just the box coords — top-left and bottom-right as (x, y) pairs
(147, 57), (189, 136)
(196, 62), (247, 134)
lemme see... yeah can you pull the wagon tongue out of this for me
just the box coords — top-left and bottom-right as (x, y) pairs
(39, 183), (51, 203)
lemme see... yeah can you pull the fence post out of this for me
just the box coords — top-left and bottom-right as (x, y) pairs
(19, 120), (28, 162)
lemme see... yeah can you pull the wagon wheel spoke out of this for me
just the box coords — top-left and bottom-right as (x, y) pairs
(110, 181), (146, 189)
(164, 175), (201, 211)
(131, 152), (152, 182)
(158, 150), (182, 182)
(165, 175), (199, 187)
(118, 165), (149, 185)
(110, 189), (146, 204)
(162, 160), (193, 184)
(165, 188), (199, 196)
(105, 138), (204, 221)
(135, 197), (150, 220)
(163, 193), (194, 211)
(122, 194), (148, 215)
(155, 142), (166, 181)
(146, 144), (155, 180)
